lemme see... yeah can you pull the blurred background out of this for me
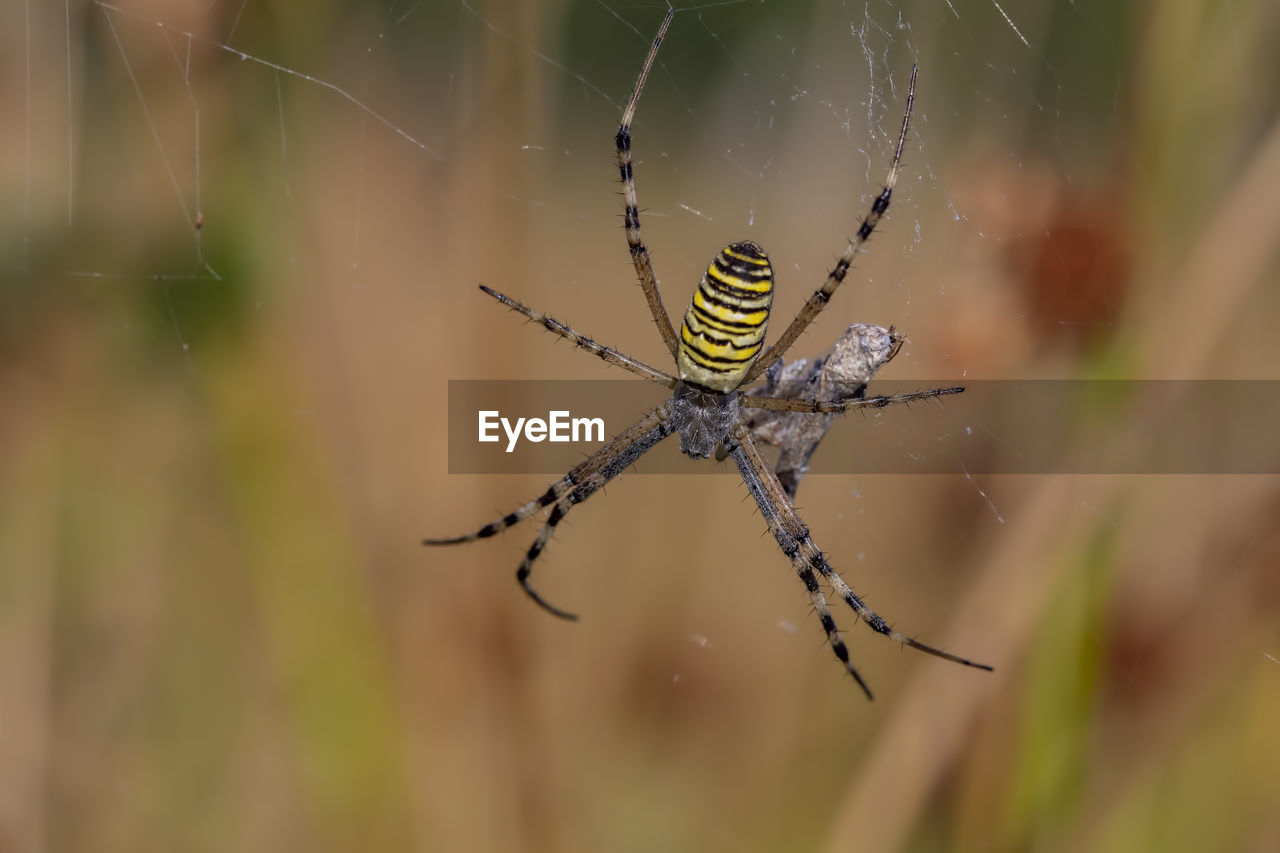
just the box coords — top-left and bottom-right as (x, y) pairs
(3, 0), (1279, 850)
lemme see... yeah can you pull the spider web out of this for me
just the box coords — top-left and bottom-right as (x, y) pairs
(12, 0), (1091, 357)
(13, 0), (1109, 491)
(6, 1), (1280, 852)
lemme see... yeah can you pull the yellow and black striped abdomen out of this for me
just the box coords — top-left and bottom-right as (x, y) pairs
(676, 241), (773, 392)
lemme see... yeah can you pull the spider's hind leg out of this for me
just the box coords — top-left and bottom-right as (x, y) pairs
(616, 9), (680, 359)
(743, 66), (919, 384)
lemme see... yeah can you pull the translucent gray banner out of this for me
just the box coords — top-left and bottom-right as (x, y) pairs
(443, 380), (1280, 475)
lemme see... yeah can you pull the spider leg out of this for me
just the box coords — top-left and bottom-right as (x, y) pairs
(739, 385), (963, 414)
(514, 478), (579, 620)
(728, 429), (875, 699)
(422, 478), (568, 545)
(425, 403), (676, 620)
(521, 407), (675, 619)
(616, 9), (680, 359)
(729, 426), (991, 700)
(745, 66), (918, 383)
(479, 285), (678, 388)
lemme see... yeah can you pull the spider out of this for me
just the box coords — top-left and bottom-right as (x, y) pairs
(426, 10), (992, 699)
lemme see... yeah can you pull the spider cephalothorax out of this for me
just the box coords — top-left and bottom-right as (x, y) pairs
(670, 381), (742, 459)
(426, 11), (990, 699)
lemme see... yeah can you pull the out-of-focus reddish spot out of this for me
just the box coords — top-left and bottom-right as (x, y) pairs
(1015, 196), (1132, 346)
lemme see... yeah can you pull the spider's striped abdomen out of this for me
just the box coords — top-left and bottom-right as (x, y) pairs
(677, 241), (773, 392)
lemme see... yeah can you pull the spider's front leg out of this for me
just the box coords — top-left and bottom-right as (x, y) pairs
(425, 404), (675, 620)
(728, 428), (876, 698)
(729, 426), (991, 700)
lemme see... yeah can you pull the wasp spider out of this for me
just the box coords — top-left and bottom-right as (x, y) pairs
(426, 11), (991, 699)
